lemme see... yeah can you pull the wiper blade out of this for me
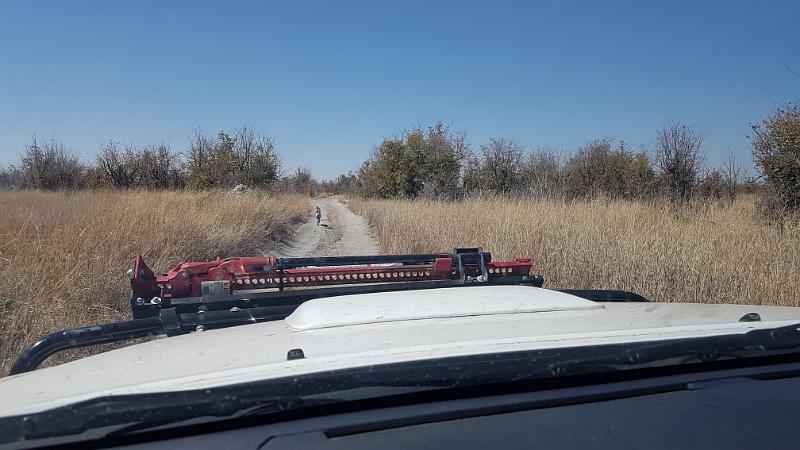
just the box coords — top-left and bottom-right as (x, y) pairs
(102, 396), (337, 439)
(0, 392), (308, 447)
(544, 323), (800, 377)
(0, 384), (431, 447)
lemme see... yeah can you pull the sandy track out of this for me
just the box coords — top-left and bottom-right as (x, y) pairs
(271, 197), (378, 257)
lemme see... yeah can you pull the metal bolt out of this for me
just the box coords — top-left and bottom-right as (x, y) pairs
(230, 307), (240, 312)
(197, 305), (208, 314)
(135, 297), (144, 305)
(195, 325), (206, 332)
(151, 297), (162, 305)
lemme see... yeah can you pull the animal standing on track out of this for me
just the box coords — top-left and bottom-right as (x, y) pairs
(315, 206), (322, 226)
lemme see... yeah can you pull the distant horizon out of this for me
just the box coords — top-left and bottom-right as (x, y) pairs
(2, 0), (798, 179)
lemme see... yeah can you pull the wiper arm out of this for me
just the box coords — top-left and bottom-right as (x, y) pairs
(543, 323), (800, 377)
(0, 392), (309, 447)
(102, 396), (330, 439)
(1, 383), (422, 447)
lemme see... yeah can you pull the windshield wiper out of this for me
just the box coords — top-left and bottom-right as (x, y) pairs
(0, 384), (436, 448)
(0, 391), (315, 448)
(540, 322), (800, 378)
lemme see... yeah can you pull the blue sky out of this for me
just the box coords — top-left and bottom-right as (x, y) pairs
(1, 0), (798, 179)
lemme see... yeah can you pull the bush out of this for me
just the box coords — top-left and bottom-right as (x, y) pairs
(751, 103), (800, 213)
(698, 170), (726, 200)
(0, 166), (25, 189)
(186, 127), (281, 189)
(563, 139), (656, 200)
(517, 148), (565, 198)
(359, 122), (468, 199)
(468, 137), (524, 195)
(287, 167), (318, 196)
(96, 143), (183, 189)
(655, 122), (704, 201)
(322, 172), (360, 195)
(20, 137), (86, 190)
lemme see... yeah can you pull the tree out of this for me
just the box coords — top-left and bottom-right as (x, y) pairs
(475, 137), (524, 194)
(564, 139), (617, 198)
(233, 126), (281, 187)
(518, 147), (564, 198)
(20, 137), (85, 190)
(698, 170), (725, 200)
(186, 129), (215, 189)
(359, 139), (417, 198)
(133, 144), (184, 188)
(721, 150), (741, 200)
(0, 165), (25, 189)
(289, 167), (317, 196)
(322, 172), (361, 195)
(655, 122), (703, 201)
(358, 122), (469, 199)
(622, 151), (657, 200)
(96, 142), (183, 189)
(562, 139), (656, 200)
(96, 142), (135, 188)
(418, 122), (469, 199)
(750, 104), (800, 212)
(186, 126), (281, 189)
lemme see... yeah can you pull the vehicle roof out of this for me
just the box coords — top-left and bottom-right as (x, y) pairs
(2, 285), (800, 417)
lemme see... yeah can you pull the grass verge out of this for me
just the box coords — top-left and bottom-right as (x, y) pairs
(0, 190), (309, 375)
(351, 195), (799, 307)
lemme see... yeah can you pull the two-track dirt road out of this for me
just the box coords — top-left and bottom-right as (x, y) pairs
(271, 197), (378, 257)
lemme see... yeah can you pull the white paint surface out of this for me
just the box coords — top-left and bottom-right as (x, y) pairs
(2, 286), (800, 417)
(286, 286), (604, 330)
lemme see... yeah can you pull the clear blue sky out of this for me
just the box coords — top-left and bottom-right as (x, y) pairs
(1, 0), (798, 179)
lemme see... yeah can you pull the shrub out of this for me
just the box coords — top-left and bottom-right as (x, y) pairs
(359, 122), (468, 199)
(751, 103), (800, 213)
(186, 126), (280, 189)
(20, 137), (86, 190)
(655, 122), (704, 201)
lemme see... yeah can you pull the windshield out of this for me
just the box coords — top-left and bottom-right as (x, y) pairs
(1, 0), (798, 448)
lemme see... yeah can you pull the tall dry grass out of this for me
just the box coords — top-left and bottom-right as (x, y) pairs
(352, 195), (799, 307)
(0, 190), (309, 375)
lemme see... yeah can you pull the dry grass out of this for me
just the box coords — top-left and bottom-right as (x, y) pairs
(0, 190), (309, 375)
(352, 195), (800, 307)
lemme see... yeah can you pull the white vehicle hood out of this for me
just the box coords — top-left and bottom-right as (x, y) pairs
(2, 285), (800, 417)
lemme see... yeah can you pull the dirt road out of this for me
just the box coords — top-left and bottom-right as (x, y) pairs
(271, 197), (379, 257)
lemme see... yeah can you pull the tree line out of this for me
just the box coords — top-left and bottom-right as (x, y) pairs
(0, 126), (317, 194)
(327, 103), (799, 214)
(2, 104), (798, 214)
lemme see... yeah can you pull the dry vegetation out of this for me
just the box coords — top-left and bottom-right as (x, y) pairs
(0, 190), (309, 375)
(352, 196), (799, 307)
